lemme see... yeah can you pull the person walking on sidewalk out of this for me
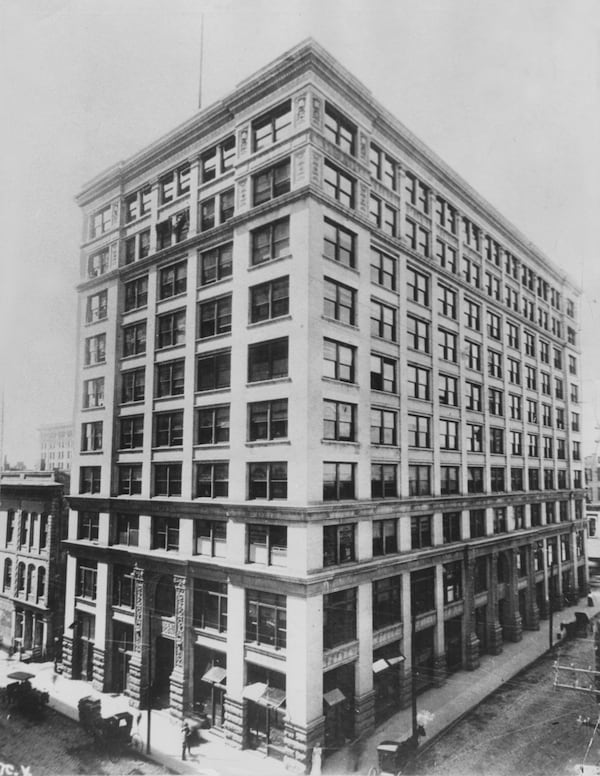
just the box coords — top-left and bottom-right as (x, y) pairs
(181, 721), (191, 760)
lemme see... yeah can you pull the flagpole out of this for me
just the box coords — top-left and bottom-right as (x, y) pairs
(198, 14), (204, 110)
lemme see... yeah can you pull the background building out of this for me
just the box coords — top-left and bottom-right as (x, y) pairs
(64, 40), (586, 771)
(39, 422), (73, 473)
(0, 470), (68, 659)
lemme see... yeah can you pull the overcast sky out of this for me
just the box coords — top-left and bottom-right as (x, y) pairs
(1, 0), (599, 467)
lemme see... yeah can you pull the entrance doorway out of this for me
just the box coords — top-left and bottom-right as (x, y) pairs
(323, 662), (355, 751)
(73, 613), (95, 682)
(444, 616), (462, 673)
(194, 645), (226, 729)
(152, 637), (174, 708)
(475, 605), (488, 654)
(414, 626), (435, 694)
(112, 622), (133, 694)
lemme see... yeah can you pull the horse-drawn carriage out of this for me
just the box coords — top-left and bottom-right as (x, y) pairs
(78, 695), (134, 750)
(1, 671), (49, 718)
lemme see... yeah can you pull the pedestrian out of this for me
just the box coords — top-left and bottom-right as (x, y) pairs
(181, 720), (191, 760)
(310, 741), (322, 776)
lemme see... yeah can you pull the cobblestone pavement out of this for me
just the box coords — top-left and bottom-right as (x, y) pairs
(0, 705), (173, 776)
(413, 632), (600, 776)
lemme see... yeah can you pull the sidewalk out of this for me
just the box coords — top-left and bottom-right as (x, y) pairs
(0, 596), (597, 776)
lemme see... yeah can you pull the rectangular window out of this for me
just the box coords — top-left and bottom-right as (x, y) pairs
(325, 103), (356, 154)
(199, 198), (215, 232)
(435, 240), (457, 273)
(507, 357), (520, 385)
(196, 405), (230, 445)
(325, 278), (356, 325)
(123, 322), (146, 357)
(323, 160), (355, 208)
(491, 467), (505, 492)
(154, 411), (184, 447)
(152, 516), (180, 550)
(439, 329), (457, 363)
(159, 260), (187, 300)
(121, 369), (144, 403)
(440, 419), (459, 450)
(118, 464), (142, 495)
(250, 276), (289, 323)
(323, 219), (355, 268)
(81, 421), (103, 452)
(156, 309), (185, 349)
(408, 465), (431, 496)
(371, 300), (397, 341)
(406, 219), (430, 257)
(196, 463), (229, 498)
(511, 430), (522, 456)
(78, 512), (99, 541)
(248, 337), (288, 382)
(488, 349), (502, 379)
(407, 267), (430, 306)
(193, 579), (228, 633)
(196, 349), (231, 392)
(200, 243), (233, 285)
(85, 333), (106, 366)
(438, 284), (457, 319)
(246, 589), (287, 650)
(371, 465), (397, 498)
(444, 561), (463, 604)
(370, 248), (396, 290)
(115, 514), (139, 546)
(323, 524), (356, 566)
(462, 256), (481, 288)
(251, 218), (290, 266)
(511, 467), (524, 491)
(124, 187), (151, 222)
(407, 364), (430, 400)
(509, 393), (522, 421)
(489, 388), (503, 416)
(159, 163), (190, 204)
(198, 295), (232, 338)
(124, 277), (148, 312)
(370, 408), (397, 446)
(323, 462), (355, 500)
(372, 519), (398, 555)
(196, 520), (227, 557)
(440, 466), (459, 495)
(80, 466), (101, 494)
(487, 311), (501, 340)
(470, 510), (486, 538)
(156, 359), (184, 397)
(467, 423), (483, 452)
(153, 463), (182, 497)
(248, 462), (288, 500)
(465, 340), (481, 371)
(201, 136), (235, 181)
(443, 512), (461, 543)
(466, 381), (482, 411)
(507, 321), (520, 349)
(464, 299), (480, 330)
(408, 414), (431, 448)
(249, 399), (288, 440)
(468, 467), (484, 494)
(253, 158), (291, 206)
(544, 468), (554, 490)
(77, 562), (97, 600)
(370, 144), (397, 190)
(90, 205), (111, 239)
(373, 576), (402, 630)
(324, 338), (355, 383)
(412, 568), (435, 615)
(487, 426), (504, 455)
(405, 172), (429, 213)
(439, 374), (458, 406)
(88, 248), (109, 278)
(407, 315), (429, 352)
(493, 508), (506, 534)
(324, 400), (356, 442)
(86, 290), (108, 322)
(112, 566), (134, 609)
(253, 100), (292, 150)
(323, 588), (356, 649)
(436, 197), (457, 233)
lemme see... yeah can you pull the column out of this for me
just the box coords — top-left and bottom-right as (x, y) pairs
(433, 563), (446, 686)
(169, 574), (191, 719)
(62, 553), (78, 678)
(284, 594), (324, 773)
(399, 571), (412, 707)
(506, 549), (523, 642)
(525, 544), (540, 630)
(223, 582), (245, 749)
(488, 552), (503, 655)
(463, 547), (480, 670)
(92, 561), (110, 691)
(354, 582), (375, 736)
(129, 566), (151, 709)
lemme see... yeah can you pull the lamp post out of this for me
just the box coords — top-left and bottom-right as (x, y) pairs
(146, 636), (152, 755)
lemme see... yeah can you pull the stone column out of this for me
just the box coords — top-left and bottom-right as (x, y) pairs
(463, 547), (480, 670)
(129, 566), (151, 709)
(354, 582), (375, 736)
(488, 552), (503, 655)
(399, 570), (412, 707)
(433, 563), (447, 686)
(62, 553), (78, 678)
(223, 582), (245, 749)
(169, 574), (190, 719)
(506, 549), (523, 642)
(525, 544), (540, 630)
(92, 561), (110, 691)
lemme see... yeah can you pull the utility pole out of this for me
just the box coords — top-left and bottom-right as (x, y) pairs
(549, 560), (554, 650)
(197, 14), (204, 110)
(411, 606), (418, 746)
(146, 638), (152, 755)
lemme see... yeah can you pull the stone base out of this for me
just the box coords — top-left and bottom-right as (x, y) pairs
(92, 646), (106, 691)
(488, 621), (503, 655)
(398, 666), (412, 708)
(525, 601), (540, 631)
(508, 612), (523, 643)
(128, 655), (148, 709)
(62, 635), (74, 680)
(223, 696), (244, 749)
(354, 690), (375, 739)
(284, 717), (325, 774)
(169, 667), (185, 719)
(432, 654), (447, 687)
(539, 598), (549, 619)
(465, 631), (480, 671)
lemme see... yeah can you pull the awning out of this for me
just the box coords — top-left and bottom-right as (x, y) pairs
(387, 655), (405, 667)
(201, 666), (227, 685)
(323, 688), (346, 707)
(372, 658), (390, 674)
(243, 682), (267, 702)
(242, 682), (286, 708)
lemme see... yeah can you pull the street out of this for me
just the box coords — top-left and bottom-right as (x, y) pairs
(414, 621), (600, 776)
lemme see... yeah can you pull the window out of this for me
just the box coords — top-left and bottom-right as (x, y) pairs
(248, 462), (287, 500)
(407, 315), (429, 352)
(488, 349), (502, 378)
(120, 369), (144, 404)
(568, 355), (577, 376)
(250, 277), (289, 323)
(462, 217), (481, 251)
(370, 144), (397, 190)
(88, 248), (109, 278)
(371, 408), (397, 446)
(436, 196), (457, 233)
(435, 240), (457, 273)
(487, 311), (501, 340)
(323, 462), (355, 500)
(544, 468), (555, 490)
(507, 357), (520, 385)
(253, 100), (292, 150)
(200, 135), (235, 181)
(439, 374), (458, 407)
(570, 383), (579, 403)
(248, 337), (288, 382)
(124, 277), (148, 312)
(197, 350), (231, 391)
(323, 218), (356, 268)
(85, 334), (106, 366)
(438, 284), (457, 319)
(253, 158), (291, 206)
(464, 300), (480, 330)
(324, 400), (356, 442)
(198, 295), (232, 339)
(412, 568), (435, 615)
(80, 466), (101, 494)
(246, 589), (287, 650)
(467, 423), (483, 452)
(193, 579), (228, 633)
(557, 470), (567, 489)
(571, 412), (580, 432)
(122, 322), (146, 358)
(466, 381), (482, 411)
(77, 562), (97, 600)
(154, 411), (183, 447)
(197, 405), (230, 445)
(507, 322), (519, 349)
(153, 463), (182, 497)
(529, 468), (540, 492)
(409, 465), (431, 496)
(507, 394), (521, 421)
(90, 205), (111, 239)
(408, 414), (431, 448)
(443, 512), (461, 543)
(159, 163), (190, 204)
(371, 465), (397, 498)
(528, 433), (539, 458)
(542, 404), (553, 427)
(324, 103), (356, 154)
(249, 399), (288, 440)
(567, 327), (576, 345)
(405, 172), (429, 213)
(540, 372), (551, 396)
(250, 219), (290, 269)
(196, 520), (227, 557)
(486, 273), (501, 301)
(407, 268), (429, 306)
(444, 561), (462, 604)
(116, 410), (143, 448)
(195, 463), (229, 498)
(490, 467), (505, 492)
(372, 519), (398, 556)
(465, 340), (481, 371)
(493, 508), (506, 534)
(524, 330), (536, 357)
(323, 160), (355, 208)
(439, 330), (457, 363)
(323, 524), (355, 566)
(372, 575), (402, 630)
(510, 430), (522, 456)
(461, 256), (481, 288)
(440, 466), (459, 495)
(543, 436), (553, 459)
(199, 243), (233, 286)
(5, 511), (15, 545)
(407, 364), (430, 400)
(124, 187), (151, 222)
(323, 588), (356, 649)
(325, 279), (356, 325)
(488, 388), (503, 416)
(490, 427), (504, 454)
(440, 419), (459, 450)
(118, 464), (142, 495)
(156, 359), (184, 397)
(369, 195), (397, 236)
(156, 310), (185, 350)
(470, 509), (486, 538)
(370, 248), (397, 290)
(152, 516), (180, 550)
(573, 441), (581, 461)
(3, 559), (12, 593)
(468, 467), (484, 494)
(86, 290), (108, 322)
(406, 219), (430, 257)
(247, 524), (288, 567)
(78, 512), (99, 541)
(527, 399), (538, 424)
(324, 338), (355, 383)
(81, 421), (102, 452)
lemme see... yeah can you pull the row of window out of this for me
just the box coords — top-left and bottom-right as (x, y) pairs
(2, 511), (49, 553)
(2, 559), (46, 602)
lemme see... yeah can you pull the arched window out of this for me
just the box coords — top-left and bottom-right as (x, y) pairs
(16, 562), (25, 593)
(3, 559), (12, 592)
(26, 564), (35, 597)
(29, 513), (38, 550)
(6, 510), (15, 544)
(40, 514), (48, 549)
(19, 513), (28, 548)
(37, 568), (46, 601)
(155, 575), (175, 617)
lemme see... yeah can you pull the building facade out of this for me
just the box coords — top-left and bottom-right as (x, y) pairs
(64, 40), (586, 771)
(0, 471), (68, 659)
(40, 422), (73, 473)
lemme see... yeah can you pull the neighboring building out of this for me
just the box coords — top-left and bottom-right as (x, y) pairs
(40, 422), (73, 473)
(0, 471), (68, 659)
(585, 454), (600, 504)
(64, 40), (586, 771)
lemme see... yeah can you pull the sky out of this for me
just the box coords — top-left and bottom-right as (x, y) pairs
(0, 0), (599, 467)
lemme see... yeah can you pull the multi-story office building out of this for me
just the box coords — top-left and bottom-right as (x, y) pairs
(64, 40), (586, 771)
(0, 471), (68, 659)
(585, 455), (600, 503)
(40, 422), (73, 473)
